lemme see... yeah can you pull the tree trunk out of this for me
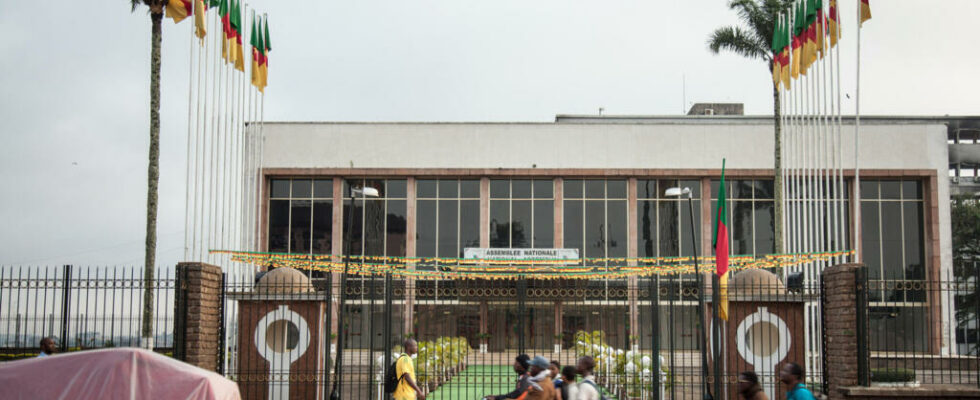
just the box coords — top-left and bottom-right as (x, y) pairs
(773, 82), (784, 254)
(141, 10), (163, 349)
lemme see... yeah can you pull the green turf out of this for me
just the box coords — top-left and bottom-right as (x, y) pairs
(426, 365), (517, 400)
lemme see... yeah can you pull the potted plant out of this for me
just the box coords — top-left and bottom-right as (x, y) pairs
(476, 332), (491, 353)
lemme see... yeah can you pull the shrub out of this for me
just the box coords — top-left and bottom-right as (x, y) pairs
(870, 368), (915, 383)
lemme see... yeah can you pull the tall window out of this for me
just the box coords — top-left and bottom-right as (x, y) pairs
(490, 179), (554, 248)
(417, 179), (481, 269)
(636, 179), (702, 258)
(710, 179), (774, 256)
(861, 180), (926, 283)
(343, 179), (408, 258)
(862, 179), (927, 352)
(564, 179), (627, 265)
(267, 179), (333, 254)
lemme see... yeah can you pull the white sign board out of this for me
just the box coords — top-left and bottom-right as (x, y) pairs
(463, 248), (580, 260)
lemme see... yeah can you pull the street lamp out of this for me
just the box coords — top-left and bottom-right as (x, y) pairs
(330, 183), (379, 400)
(665, 186), (713, 400)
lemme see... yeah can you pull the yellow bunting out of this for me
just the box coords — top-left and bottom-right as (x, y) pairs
(209, 249), (853, 281)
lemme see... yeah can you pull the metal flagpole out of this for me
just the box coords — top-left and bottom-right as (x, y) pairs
(852, 0), (863, 263)
(184, 8), (197, 261)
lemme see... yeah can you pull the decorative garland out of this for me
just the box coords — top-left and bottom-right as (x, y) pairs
(210, 249), (853, 280)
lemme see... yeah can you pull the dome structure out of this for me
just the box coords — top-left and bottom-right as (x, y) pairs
(730, 269), (786, 296)
(703, 268), (786, 296)
(255, 267), (314, 294)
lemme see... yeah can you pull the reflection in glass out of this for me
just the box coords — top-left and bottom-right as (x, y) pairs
(312, 200), (332, 254)
(533, 199), (554, 248)
(290, 199), (312, 253)
(438, 200), (458, 258)
(564, 200), (584, 255)
(511, 200), (531, 248)
(268, 200), (289, 252)
(416, 200), (437, 258)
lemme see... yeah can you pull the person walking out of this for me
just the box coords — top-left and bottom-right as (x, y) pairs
(521, 356), (557, 400)
(575, 356), (600, 400)
(779, 362), (815, 400)
(486, 354), (531, 400)
(394, 339), (425, 400)
(37, 338), (56, 358)
(549, 361), (563, 400)
(559, 366), (578, 400)
(737, 371), (768, 400)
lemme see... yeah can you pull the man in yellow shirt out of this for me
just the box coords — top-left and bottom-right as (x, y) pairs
(394, 339), (425, 400)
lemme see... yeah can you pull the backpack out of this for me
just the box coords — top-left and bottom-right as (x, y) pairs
(581, 379), (611, 400)
(384, 355), (409, 393)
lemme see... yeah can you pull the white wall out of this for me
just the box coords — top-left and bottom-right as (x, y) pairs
(260, 120), (946, 172)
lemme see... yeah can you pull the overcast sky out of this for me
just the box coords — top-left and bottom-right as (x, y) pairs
(1, 1), (977, 269)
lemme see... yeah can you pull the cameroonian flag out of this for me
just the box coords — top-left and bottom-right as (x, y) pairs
(232, 0), (245, 72)
(261, 16), (271, 89)
(713, 160), (730, 321)
(251, 15), (264, 90)
(165, 0), (193, 24)
(828, 0), (840, 47)
(194, 0), (206, 41)
(790, 0), (805, 78)
(220, 0), (231, 62)
(860, 0), (872, 25)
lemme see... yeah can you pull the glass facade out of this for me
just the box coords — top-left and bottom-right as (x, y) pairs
(417, 179), (481, 268)
(709, 179), (775, 256)
(267, 178), (334, 254)
(637, 179), (702, 258)
(564, 179), (627, 265)
(490, 179), (554, 248)
(342, 179), (408, 258)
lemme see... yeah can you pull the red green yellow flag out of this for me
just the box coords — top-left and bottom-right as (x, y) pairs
(194, 0), (206, 41)
(231, 0), (244, 71)
(712, 159), (730, 321)
(165, 0), (193, 24)
(860, 0), (872, 25)
(261, 16), (270, 89)
(828, 0), (840, 47)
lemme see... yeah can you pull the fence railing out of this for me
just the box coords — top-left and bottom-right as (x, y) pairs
(221, 271), (825, 400)
(857, 268), (980, 388)
(0, 265), (175, 360)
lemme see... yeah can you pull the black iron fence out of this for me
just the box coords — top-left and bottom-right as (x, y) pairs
(855, 264), (980, 388)
(0, 265), (175, 360)
(223, 270), (824, 400)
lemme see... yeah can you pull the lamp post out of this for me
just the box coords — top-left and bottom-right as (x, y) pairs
(665, 186), (713, 400)
(330, 182), (379, 400)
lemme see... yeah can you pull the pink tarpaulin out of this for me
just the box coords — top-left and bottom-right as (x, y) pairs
(0, 348), (240, 400)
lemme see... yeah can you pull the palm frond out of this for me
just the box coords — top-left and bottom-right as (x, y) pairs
(131, 0), (142, 12)
(707, 26), (771, 62)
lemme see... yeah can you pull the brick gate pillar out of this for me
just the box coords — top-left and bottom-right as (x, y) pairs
(174, 262), (223, 372)
(823, 263), (866, 400)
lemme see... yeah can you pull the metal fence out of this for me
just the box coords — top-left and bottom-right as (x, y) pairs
(856, 265), (980, 388)
(222, 271), (824, 400)
(0, 265), (175, 360)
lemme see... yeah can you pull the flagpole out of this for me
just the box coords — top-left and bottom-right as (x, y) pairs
(852, 0), (863, 263)
(184, 9), (196, 261)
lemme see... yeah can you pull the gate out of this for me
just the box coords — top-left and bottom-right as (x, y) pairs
(223, 270), (823, 400)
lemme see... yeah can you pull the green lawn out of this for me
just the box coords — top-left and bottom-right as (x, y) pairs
(426, 365), (516, 400)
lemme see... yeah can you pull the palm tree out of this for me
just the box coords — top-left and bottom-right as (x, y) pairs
(708, 0), (790, 254)
(130, 0), (167, 349)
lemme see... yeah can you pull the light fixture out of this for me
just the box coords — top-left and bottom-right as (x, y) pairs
(664, 187), (692, 198)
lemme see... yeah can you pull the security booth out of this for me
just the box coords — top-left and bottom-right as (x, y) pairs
(707, 269), (807, 400)
(235, 268), (327, 400)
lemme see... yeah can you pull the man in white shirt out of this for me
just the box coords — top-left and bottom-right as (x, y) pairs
(575, 356), (600, 400)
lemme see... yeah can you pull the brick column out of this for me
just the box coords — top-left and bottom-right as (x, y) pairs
(175, 262), (223, 372)
(823, 263), (866, 400)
